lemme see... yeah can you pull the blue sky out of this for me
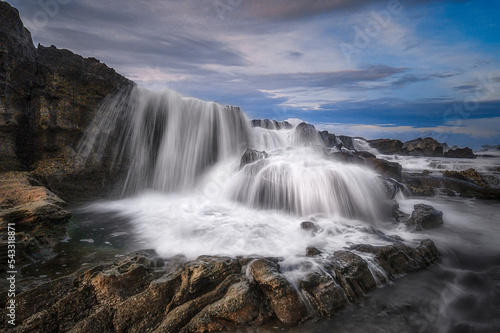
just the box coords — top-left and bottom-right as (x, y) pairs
(8, 0), (500, 148)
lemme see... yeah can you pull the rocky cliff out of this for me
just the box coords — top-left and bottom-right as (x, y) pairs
(0, 1), (133, 199)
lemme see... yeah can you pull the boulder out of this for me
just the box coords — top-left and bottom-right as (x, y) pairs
(240, 148), (268, 168)
(319, 131), (337, 148)
(365, 158), (402, 181)
(300, 221), (322, 234)
(402, 137), (443, 157)
(368, 139), (404, 155)
(292, 122), (322, 147)
(328, 151), (366, 165)
(406, 204), (444, 231)
(444, 147), (476, 159)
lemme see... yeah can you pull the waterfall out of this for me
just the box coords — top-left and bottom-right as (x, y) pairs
(77, 86), (251, 194)
(78, 86), (390, 221)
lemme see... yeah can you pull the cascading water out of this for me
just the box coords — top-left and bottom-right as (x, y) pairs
(77, 86), (251, 194)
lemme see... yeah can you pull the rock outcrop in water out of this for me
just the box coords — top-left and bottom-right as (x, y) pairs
(4, 240), (439, 332)
(0, 1), (132, 199)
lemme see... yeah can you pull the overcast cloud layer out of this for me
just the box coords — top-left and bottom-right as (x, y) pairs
(8, 0), (500, 148)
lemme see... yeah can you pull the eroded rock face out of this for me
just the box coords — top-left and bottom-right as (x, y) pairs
(251, 119), (293, 130)
(0, 172), (71, 265)
(3, 240), (439, 332)
(240, 148), (268, 168)
(365, 158), (403, 181)
(0, 1), (133, 199)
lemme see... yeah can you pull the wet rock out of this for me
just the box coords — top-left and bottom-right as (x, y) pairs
(240, 148), (268, 168)
(298, 271), (348, 317)
(306, 247), (322, 257)
(444, 147), (476, 159)
(328, 151), (366, 165)
(0, 172), (71, 265)
(251, 259), (307, 325)
(406, 204), (443, 231)
(354, 151), (377, 159)
(368, 139), (404, 155)
(251, 119), (292, 130)
(402, 137), (443, 157)
(319, 131), (337, 148)
(442, 168), (488, 188)
(293, 122), (322, 147)
(365, 158), (402, 181)
(300, 221), (322, 234)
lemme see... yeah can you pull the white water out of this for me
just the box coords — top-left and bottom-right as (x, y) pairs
(78, 86), (395, 260)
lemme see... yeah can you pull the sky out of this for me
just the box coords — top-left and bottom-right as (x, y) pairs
(7, 0), (500, 149)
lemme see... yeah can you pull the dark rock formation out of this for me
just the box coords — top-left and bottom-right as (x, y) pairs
(3, 241), (439, 332)
(354, 151), (376, 159)
(365, 158), (403, 181)
(368, 139), (404, 155)
(240, 148), (268, 168)
(444, 147), (476, 159)
(293, 122), (322, 146)
(328, 151), (366, 165)
(251, 119), (293, 130)
(0, 172), (71, 266)
(0, 1), (133, 199)
(319, 131), (337, 148)
(403, 173), (500, 200)
(406, 204), (444, 231)
(300, 221), (322, 234)
(402, 137), (444, 157)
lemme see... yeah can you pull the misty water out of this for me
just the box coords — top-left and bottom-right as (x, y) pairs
(24, 87), (500, 332)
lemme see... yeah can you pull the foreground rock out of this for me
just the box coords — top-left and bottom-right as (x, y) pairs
(406, 204), (444, 231)
(0, 172), (71, 265)
(3, 240), (439, 332)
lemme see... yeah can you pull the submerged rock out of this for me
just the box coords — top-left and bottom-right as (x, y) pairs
(5, 240), (440, 332)
(406, 204), (444, 231)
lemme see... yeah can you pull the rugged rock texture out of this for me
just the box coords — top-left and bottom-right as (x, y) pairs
(319, 131), (337, 148)
(251, 119), (292, 130)
(2, 241), (439, 332)
(365, 157), (403, 181)
(0, 1), (36, 171)
(0, 172), (71, 266)
(403, 173), (500, 200)
(402, 137), (444, 157)
(240, 148), (268, 168)
(0, 1), (133, 199)
(444, 147), (476, 159)
(368, 139), (404, 155)
(406, 204), (444, 231)
(442, 168), (488, 188)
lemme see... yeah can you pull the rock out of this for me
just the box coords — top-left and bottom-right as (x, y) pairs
(319, 131), (337, 148)
(0, 1), (133, 199)
(368, 139), (404, 155)
(300, 221), (321, 234)
(365, 158), (402, 181)
(402, 137), (444, 157)
(5, 241), (440, 332)
(292, 122), (322, 147)
(251, 259), (307, 325)
(354, 151), (376, 159)
(306, 247), (322, 257)
(444, 147), (476, 159)
(240, 148), (268, 168)
(406, 204), (444, 231)
(0, 172), (71, 265)
(328, 151), (366, 165)
(0, 1), (37, 171)
(298, 271), (348, 317)
(251, 119), (292, 130)
(442, 168), (487, 188)
(402, 173), (500, 200)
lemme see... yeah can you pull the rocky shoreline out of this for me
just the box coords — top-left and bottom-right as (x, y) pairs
(1, 1), (499, 332)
